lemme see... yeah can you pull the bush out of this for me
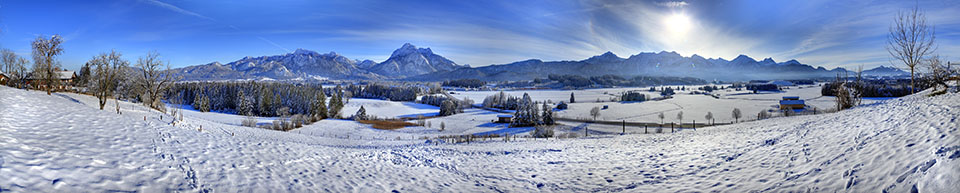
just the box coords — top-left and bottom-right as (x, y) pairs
(241, 116), (258, 127)
(291, 114), (306, 127)
(531, 125), (555, 138)
(758, 110), (772, 120)
(660, 87), (675, 96)
(620, 91), (646, 102)
(439, 100), (458, 116)
(556, 132), (580, 139)
(555, 101), (568, 110)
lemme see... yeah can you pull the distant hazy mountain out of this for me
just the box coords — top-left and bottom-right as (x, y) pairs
(172, 43), (907, 82)
(861, 65), (910, 77)
(406, 51), (908, 81)
(172, 43), (464, 81)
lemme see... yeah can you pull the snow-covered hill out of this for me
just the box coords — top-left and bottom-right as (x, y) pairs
(1, 85), (956, 192)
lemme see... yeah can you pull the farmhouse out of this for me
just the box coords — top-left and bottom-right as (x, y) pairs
(496, 114), (513, 123)
(0, 71), (8, 85)
(779, 96), (805, 110)
(26, 69), (76, 91)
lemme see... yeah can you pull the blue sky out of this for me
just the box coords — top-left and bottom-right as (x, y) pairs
(1, 0), (958, 71)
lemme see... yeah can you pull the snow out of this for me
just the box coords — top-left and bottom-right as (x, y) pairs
(1, 85), (957, 192)
(341, 98), (439, 119)
(454, 85), (891, 124)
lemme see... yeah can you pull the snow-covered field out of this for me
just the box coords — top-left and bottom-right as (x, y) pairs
(453, 85), (891, 124)
(1, 85), (958, 192)
(341, 98), (439, 119)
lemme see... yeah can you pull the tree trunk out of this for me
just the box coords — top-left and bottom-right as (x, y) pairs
(99, 94), (106, 110)
(910, 68), (915, 94)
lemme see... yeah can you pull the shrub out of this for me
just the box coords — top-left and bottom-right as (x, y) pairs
(241, 115), (258, 127)
(531, 125), (555, 138)
(620, 91), (646, 102)
(759, 110), (772, 120)
(660, 87), (675, 96)
(555, 101), (568, 110)
(291, 114), (305, 127)
(439, 100), (458, 116)
(556, 132), (580, 139)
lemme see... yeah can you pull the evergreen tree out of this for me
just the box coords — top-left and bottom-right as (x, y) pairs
(312, 89), (328, 120)
(328, 86), (344, 118)
(354, 105), (367, 120)
(541, 103), (554, 125)
(570, 92), (575, 103)
(259, 86), (274, 116)
(511, 93), (539, 127)
(237, 89), (252, 116)
(193, 89), (203, 110)
(200, 94), (211, 112)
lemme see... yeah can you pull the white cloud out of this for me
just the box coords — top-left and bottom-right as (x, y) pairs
(656, 1), (688, 8)
(138, 0), (215, 21)
(257, 36), (290, 53)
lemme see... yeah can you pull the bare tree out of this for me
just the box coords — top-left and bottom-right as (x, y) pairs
(676, 111), (684, 124)
(31, 35), (64, 95)
(89, 50), (129, 110)
(705, 112), (714, 125)
(732, 108), (742, 123)
(590, 106), (601, 120)
(658, 112), (665, 124)
(887, 5), (936, 94)
(924, 55), (955, 95)
(135, 51), (178, 111)
(1, 49), (29, 88)
(834, 72), (856, 110)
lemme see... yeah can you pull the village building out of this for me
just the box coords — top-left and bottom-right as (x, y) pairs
(0, 71), (8, 85)
(26, 69), (77, 91)
(496, 114), (513, 123)
(779, 96), (805, 111)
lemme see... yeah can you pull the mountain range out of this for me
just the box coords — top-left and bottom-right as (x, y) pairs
(171, 43), (908, 82)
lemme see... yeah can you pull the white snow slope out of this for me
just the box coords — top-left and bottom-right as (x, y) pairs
(1, 85), (958, 192)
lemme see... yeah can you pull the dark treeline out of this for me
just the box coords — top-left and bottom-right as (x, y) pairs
(821, 81), (924, 97)
(165, 82), (434, 117)
(620, 91), (647, 102)
(345, 83), (424, 101)
(547, 74), (707, 88)
(442, 79), (486, 88)
(482, 91), (522, 110)
(419, 95), (471, 116)
(165, 81), (337, 117)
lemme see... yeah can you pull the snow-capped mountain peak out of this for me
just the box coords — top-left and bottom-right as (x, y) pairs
(371, 43), (462, 78)
(293, 48), (319, 55)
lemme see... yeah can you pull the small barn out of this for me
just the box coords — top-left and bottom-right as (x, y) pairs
(496, 114), (513, 123)
(779, 96), (805, 110)
(0, 71), (8, 85)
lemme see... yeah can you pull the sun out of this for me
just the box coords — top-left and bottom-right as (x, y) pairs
(663, 13), (692, 34)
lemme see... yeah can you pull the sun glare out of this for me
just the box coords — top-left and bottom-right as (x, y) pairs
(664, 13), (692, 34)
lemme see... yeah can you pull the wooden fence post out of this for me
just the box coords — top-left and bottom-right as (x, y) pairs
(671, 122), (674, 133)
(645, 125), (648, 134)
(693, 120), (696, 130)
